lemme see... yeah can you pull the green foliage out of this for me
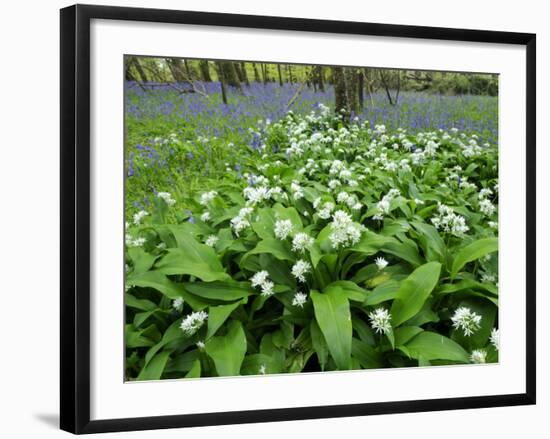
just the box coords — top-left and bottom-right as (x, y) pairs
(125, 101), (499, 380)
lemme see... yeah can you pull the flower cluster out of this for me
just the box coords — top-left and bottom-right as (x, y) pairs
(329, 210), (363, 249)
(431, 203), (469, 236)
(368, 308), (392, 335)
(180, 311), (208, 336)
(451, 307), (482, 336)
(251, 270), (275, 297)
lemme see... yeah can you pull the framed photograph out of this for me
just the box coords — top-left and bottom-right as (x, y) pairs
(60, 4), (536, 434)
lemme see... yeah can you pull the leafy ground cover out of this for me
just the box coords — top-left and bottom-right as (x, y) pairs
(124, 84), (499, 381)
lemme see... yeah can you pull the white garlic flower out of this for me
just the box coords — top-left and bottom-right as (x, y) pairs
(157, 191), (176, 206)
(199, 190), (217, 206)
(291, 260), (311, 283)
(180, 311), (208, 336)
(490, 328), (500, 351)
(451, 307), (482, 336)
(375, 257), (389, 270)
(172, 297), (184, 312)
(291, 232), (314, 253)
(274, 219), (293, 240)
(292, 292), (308, 308)
(368, 308), (392, 335)
(205, 235), (219, 248)
(200, 211), (211, 222)
(470, 349), (487, 364)
(251, 270), (270, 288)
(133, 210), (149, 225)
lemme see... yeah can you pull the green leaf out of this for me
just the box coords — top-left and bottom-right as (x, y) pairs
(350, 230), (394, 255)
(381, 240), (423, 267)
(325, 280), (368, 302)
(251, 208), (276, 240)
(411, 221), (446, 262)
(310, 320), (329, 371)
(451, 238), (498, 278)
(206, 301), (241, 339)
(137, 350), (171, 380)
(183, 280), (252, 301)
(437, 279), (498, 296)
(273, 204), (303, 231)
(205, 320), (247, 376)
(127, 271), (207, 310)
(365, 280), (400, 306)
(404, 331), (469, 362)
(125, 293), (156, 311)
(394, 326), (424, 346)
(246, 238), (294, 262)
(155, 245), (230, 282)
(311, 288), (352, 370)
(127, 247), (157, 275)
(185, 359), (201, 378)
(390, 262), (442, 326)
(351, 338), (382, 368)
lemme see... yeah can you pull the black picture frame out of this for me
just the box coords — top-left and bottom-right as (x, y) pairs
(60, 4), (536, 434)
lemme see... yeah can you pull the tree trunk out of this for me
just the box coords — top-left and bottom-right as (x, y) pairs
(333, 66), (358, 117)
(215, 62), (228, 104)
(131, 57), (149, 83)
(287, 65), (294, 83)
(357, 69), (364, 109)
(240, 62), (250, 86)
(277, 64), (283, 86)
(220, 62), (242, 90)
(252, 63), (261, 82)
(199, 60), (212, 82)
(165, 58), (186, 82)
(317, 66), (325, 92)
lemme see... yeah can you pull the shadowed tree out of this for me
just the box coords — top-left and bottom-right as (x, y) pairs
(129, 56), (149, 83)
(239, 62), (250, 86)
(199, 60), (212, 82)
(277, 64), (283, 86)
(220, 62), (242, 91)
(379, 69), (401, 106)
(165, 58), (186, 82)
(214, 62), (228, 104)
(333, 66), (358, 117)
(252, 63), (261, 82)
(316, 66), (325, 92)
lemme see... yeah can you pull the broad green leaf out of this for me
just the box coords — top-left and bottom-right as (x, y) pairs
(206, 301), (241, 339)
(437, 279), (498, 296)
(205, 320), (247, 376)
(310, 320), (329, 370)
(451, 238), (498, 278)
(185, 359), (201, 378)
(251, 208), (276, 240)
(311, 288), (352, 370)
(127, 247), (157, 275)
(246, 238), (294, 262)
(394, 326), (424, 346)
(390, 262), (442, 326)
(352, 338), (382, 368)
(127, 271), (207, 310)
(381, 240), (423, 267)
(350, 230), (394, 255)
(137, 350), (171, 380)
(183, 280), (252, 301)
(273, 204), (303, 231)
(404, 331), (469, 362)
(411, 221), (446, 262)
(155, 244), (230, 282)
(125, 293), (156, 311)
(365, 280), (400, 306)
(325, 280), (368, 302)
(125, 324), (155, 348)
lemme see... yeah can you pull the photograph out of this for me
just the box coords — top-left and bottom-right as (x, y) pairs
(123, 56), (500, 381)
